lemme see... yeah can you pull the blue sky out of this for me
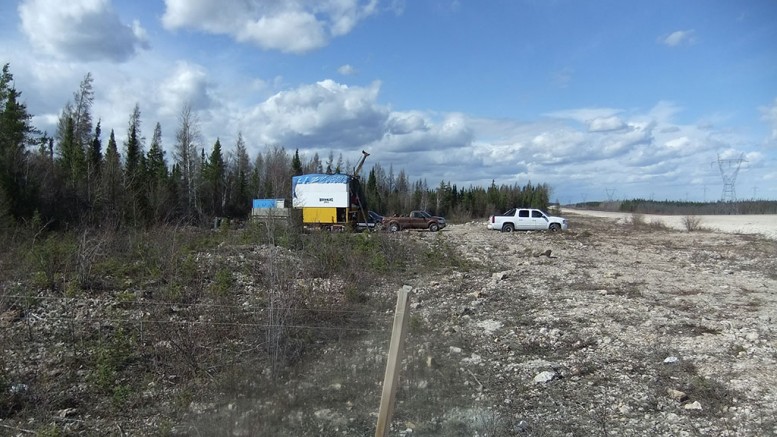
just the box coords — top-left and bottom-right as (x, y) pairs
(1, 0), (776, 203)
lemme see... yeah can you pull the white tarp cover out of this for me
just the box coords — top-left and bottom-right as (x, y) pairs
(292, 174), (351, 208)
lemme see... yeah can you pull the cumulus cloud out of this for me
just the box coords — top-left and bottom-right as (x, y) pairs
(242, 79), (388, 148)
(162, 0), (379, 53)
(377, 112), (473, 153)
(386, 112), (429, 135)
(158, 62), (213, 116)
(660, 29), (696, 47)
(18, 0), (149, 62)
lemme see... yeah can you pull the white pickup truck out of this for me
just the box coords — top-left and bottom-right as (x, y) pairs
(487, 208), (568, 232)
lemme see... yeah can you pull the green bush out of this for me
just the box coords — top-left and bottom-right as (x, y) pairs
(90, 329), (135, 393)
(26, 234), (77, 290)
(210, 268), (235, 297)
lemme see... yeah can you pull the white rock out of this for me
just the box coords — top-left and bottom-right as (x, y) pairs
(492, 271), (510, 281)
(667, 388), (688, 402)
(476, 319), (503, 335)
(533, 370), (559, 384)
(663, 356), (679, 364)
(462, 354), (483, 365)
(684, 401), (703, 410)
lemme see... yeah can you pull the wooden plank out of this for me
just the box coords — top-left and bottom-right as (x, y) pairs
(375, 285), (412, 437)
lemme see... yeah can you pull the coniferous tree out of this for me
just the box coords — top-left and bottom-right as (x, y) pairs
(85, 121), (102, 223)
(203, 138), (225, 217)
(146, 122), (170, 222)
(57, 116), (85, 190)
(291, 149), (303, 176)
(87, 121), (102, 188)
(226, 132), (252, 217)
(124, 104), (147, 225)
(0, 64), (39, 222)
(101, 129), (123, 227)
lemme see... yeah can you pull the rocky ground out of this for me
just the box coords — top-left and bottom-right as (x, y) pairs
(2, 212), (776, 436)
(186, 212), (777, 436)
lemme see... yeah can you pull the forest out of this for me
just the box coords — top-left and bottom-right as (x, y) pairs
(0, 64), (550, 231)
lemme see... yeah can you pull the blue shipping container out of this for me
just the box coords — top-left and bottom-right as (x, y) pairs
(253, 199), (284, 209)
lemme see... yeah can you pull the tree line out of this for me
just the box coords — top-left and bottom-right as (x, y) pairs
(593, 199), (777, 215)
(0, 64), (549, 230)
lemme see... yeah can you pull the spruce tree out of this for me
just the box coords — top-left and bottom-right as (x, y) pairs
(291, 149), (303, 176)
(124, 104), (147, 225)
(0, 64), (38, 221)
(102, 129), (123, 227)
(146, 122), (170, 222)
(203, 139), (225, 217)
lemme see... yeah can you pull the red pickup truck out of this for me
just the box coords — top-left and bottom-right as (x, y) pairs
(383, 210), (447, 232)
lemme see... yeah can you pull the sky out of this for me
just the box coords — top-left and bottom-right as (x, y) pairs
(1, 0), (776, 204)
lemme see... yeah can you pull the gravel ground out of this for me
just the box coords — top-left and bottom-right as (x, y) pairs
(3, 214), (776, 436)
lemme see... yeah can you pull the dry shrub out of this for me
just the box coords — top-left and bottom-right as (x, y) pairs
(648, 218), (669, 230)
(625, 214), (669, 231)
(682, 215), (703, 232)
(625, 213), (646, 229)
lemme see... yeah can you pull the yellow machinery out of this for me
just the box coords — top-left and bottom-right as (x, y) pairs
(291, 151), (369, 230)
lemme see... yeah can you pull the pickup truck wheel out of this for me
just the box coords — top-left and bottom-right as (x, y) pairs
(549, 223), (561, 232)
(429, 223), (439, 232)
(388, 222), (400, 232)
(502, 223), (514, 233)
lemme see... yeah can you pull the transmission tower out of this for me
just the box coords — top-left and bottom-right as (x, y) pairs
(713, 153), (747, 202)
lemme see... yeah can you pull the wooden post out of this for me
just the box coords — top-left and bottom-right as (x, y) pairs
(375, 285), (412, 437)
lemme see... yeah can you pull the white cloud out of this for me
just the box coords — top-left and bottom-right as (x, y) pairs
(647, 101), (683, 123)
(760, 97), (777, 141)
(240, 79), (388, 148)
(18, 0), (149, 62)
(338, 64), (357, 75)
(661, 29), (696, 47)
(158, 62), (213, 117)
(162, 0), (379, 54)
(588, 116), (626, 132)
(545, 107), (622, 125)
(386, 112), (428, 135)
(376, 112), (473, 153)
